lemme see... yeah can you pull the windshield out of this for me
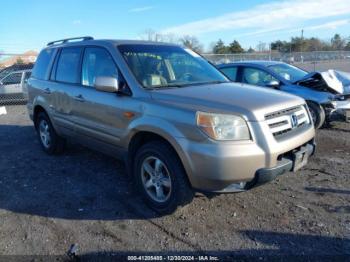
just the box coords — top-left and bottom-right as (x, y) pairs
(268, 63), (308, 83)
(118, 44), (228, 89)
(0, 69), (10, 80)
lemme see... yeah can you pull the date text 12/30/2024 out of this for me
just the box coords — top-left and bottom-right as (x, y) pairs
(127, 255), (219, 261)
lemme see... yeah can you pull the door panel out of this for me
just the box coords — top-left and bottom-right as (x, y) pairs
(70, 85), (139, 158)
(71, 47), (136, 152)
(50, 47), (83, 137)
(50, 81), (76, 137)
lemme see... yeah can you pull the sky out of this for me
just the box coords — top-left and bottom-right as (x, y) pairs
(0, 0), (349, 54)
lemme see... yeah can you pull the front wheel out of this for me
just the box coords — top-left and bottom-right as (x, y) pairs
(133, 141), (194, 214)
(307, 101), (325, 129)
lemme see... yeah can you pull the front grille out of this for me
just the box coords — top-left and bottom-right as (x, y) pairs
(265, 105), (310, 139)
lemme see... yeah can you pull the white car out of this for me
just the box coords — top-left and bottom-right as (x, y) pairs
(0, 69), (31, 104)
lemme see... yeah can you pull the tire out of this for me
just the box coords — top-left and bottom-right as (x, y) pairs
(35, 112), (65, 154)
(306, 101), (325, 129)
(133, 141), (194, 214)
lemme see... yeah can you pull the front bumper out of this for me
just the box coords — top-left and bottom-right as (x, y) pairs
(245, 141), (315, 189)
(325, 100), (350, 122)
(177, 121), (315, 192)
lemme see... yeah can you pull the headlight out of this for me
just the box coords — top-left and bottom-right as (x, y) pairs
(196, 112), (250, 141)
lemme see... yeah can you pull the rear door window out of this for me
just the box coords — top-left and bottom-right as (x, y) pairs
(56, 47), (82, 84)
(242, 67), (277, 86)
(220, 66), (238, 81)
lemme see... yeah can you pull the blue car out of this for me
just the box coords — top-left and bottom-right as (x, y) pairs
(218, 61), (350, 128)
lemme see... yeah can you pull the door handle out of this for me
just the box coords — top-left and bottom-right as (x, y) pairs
(74, 94), (85, 102)
(43, 88), (51, 94)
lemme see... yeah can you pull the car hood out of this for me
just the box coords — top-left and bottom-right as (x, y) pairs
(294, 70), (350, 95)
(150, 82), (304, 121)
(333, 71), (350, 93)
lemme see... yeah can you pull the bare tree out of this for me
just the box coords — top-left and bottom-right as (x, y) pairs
(142, 29), (158, 41)
(180, 35), (203, 53)
(140, 29), (179, 43)
(256, 42), (268, 52)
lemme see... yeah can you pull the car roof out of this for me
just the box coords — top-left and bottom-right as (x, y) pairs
(218, 60), (285, 67)
(45, 39), (180, 50)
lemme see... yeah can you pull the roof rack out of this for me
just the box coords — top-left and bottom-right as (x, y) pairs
(47, 36), (94, 46)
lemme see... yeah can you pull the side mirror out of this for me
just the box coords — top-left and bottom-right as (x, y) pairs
(94, 76), (119, 93)
(266, 80), (280, 89)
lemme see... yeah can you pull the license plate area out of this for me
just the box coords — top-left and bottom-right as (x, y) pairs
(292, 146), (309, 172)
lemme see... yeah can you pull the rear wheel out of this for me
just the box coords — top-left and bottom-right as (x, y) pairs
(307, 101), (325, 129)
(133, 141), (194, 214)
(35, 112), (65, 154)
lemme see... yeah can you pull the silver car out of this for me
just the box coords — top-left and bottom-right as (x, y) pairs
(0, 69), (31, 104)
(27, 37), (316, 213)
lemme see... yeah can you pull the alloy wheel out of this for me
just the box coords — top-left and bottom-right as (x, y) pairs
(39, 119), (51, 148)
(141, 156), (172, 203)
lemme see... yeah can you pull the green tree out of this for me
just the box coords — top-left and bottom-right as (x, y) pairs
(212, 39), (229, 54)
(247, 47), (255, 53)
(290, 37), (307, 52)
(271, 40), (291, 52)
(16, 57), (24, 64)
(306, 37), (324, 51)
(331, 34), (345, 50)
(345, 41), (350, 51)
(229, 40), (244, 53)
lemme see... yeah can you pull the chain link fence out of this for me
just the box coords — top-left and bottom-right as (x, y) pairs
(203, 51), (350, 72)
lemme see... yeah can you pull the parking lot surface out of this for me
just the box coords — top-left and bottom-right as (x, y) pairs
(0, 105), (349, 259)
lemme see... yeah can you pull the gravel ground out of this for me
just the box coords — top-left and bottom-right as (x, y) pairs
(0, 105), (349, 260)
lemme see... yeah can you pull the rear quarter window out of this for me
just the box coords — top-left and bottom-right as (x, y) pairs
(56, 47), (82, 84)
(32, 49), (55, 80)
(221, 66), (238, 81)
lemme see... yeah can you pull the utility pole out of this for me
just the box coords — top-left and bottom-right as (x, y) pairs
(300, 29), (304, 52)
(300, 29), (304, 63)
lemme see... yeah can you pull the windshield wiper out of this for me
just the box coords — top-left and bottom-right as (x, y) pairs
(143, 84), (182, 90)
(144, 81), (228, 90)
(184, 80), (228, 86)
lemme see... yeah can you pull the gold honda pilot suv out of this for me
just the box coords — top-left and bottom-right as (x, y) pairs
(27, 37), (316, 213)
